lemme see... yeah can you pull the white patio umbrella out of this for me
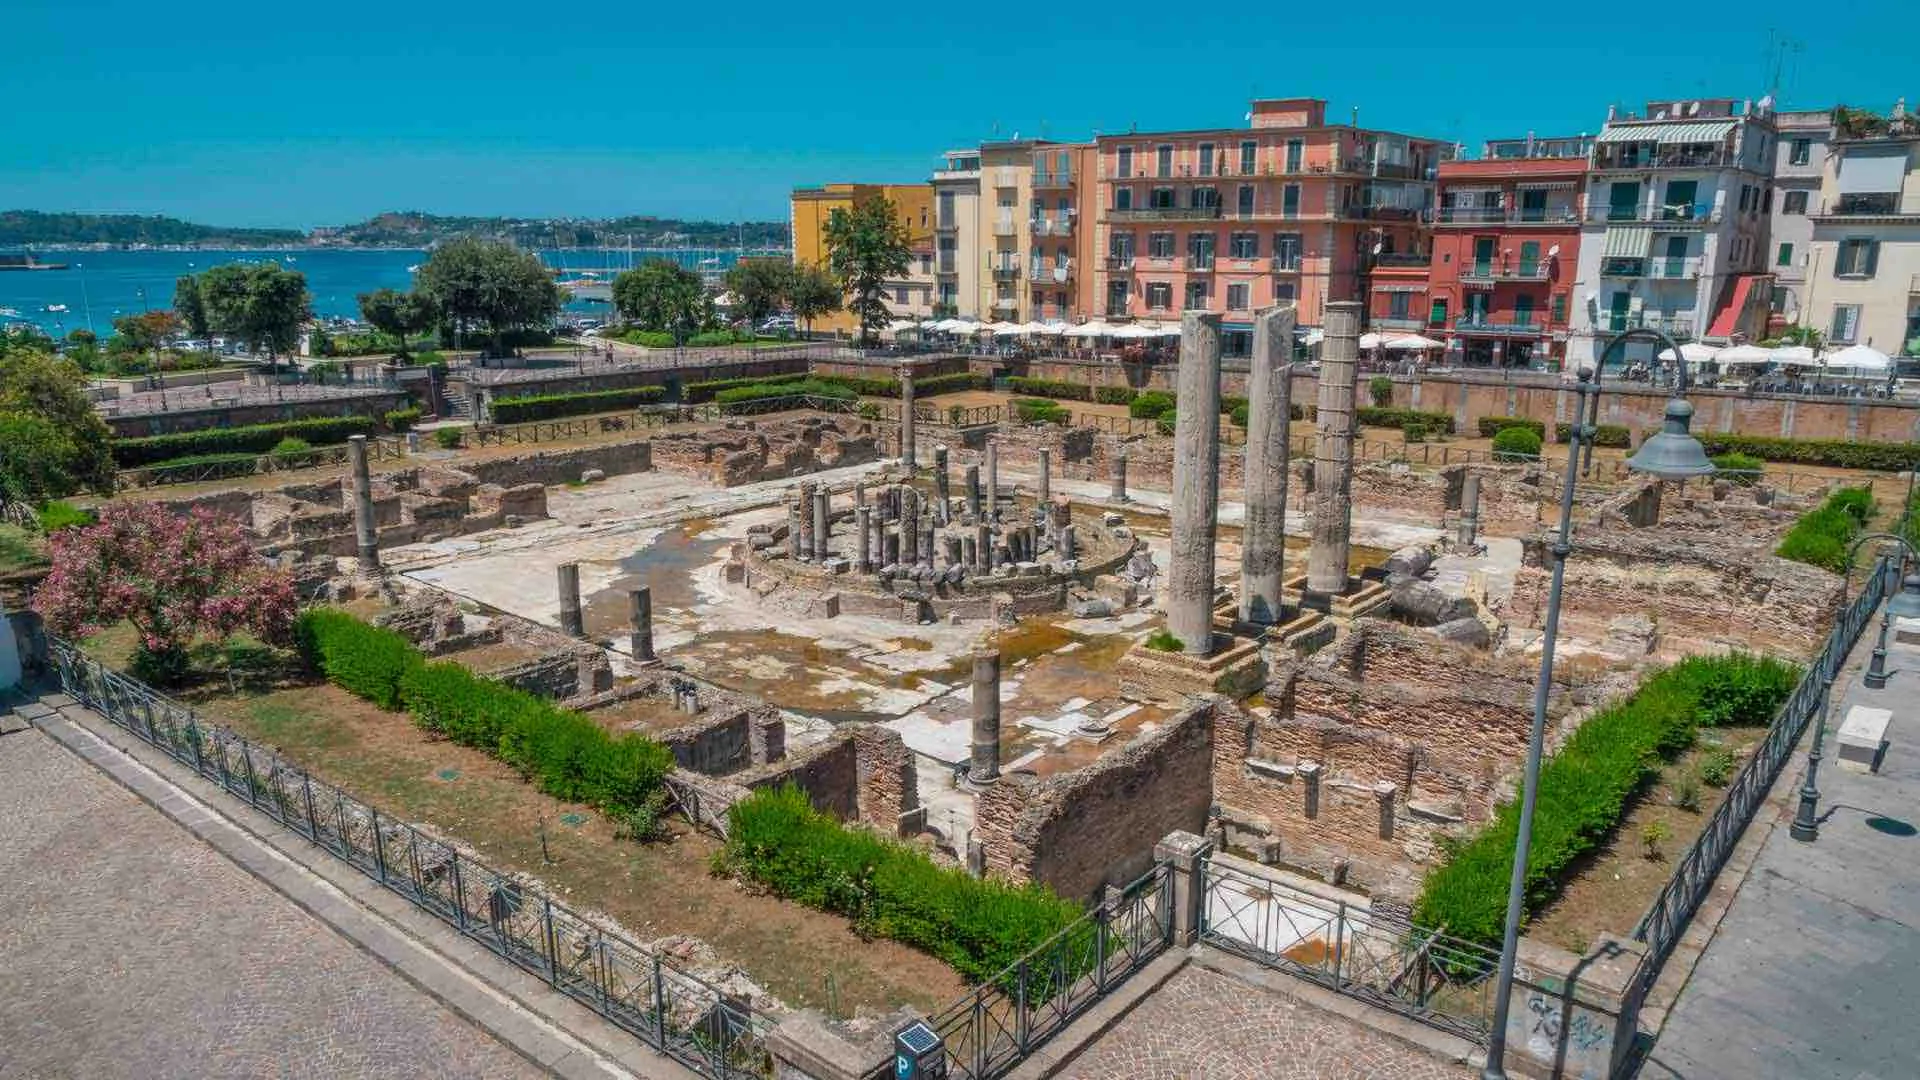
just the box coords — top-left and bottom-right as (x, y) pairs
(930, 318), (967, 333)
(1299, 328), (1325, 346)
(1065, 321), (1112, 339)
(1714, 343), (1775, 368)
(984, 321), (1023, 335)
(1359, 332), (1388, 350)
(1772, 344), (1820, 366)
(1109, 323), (1154, 340)
(1384, 334), (1443, 351)
(918, 318), (942, 330)
(1657, 341), (1722, 365)
(1823, 343), (1892, 374)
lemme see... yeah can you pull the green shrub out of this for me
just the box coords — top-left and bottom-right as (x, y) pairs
(714, 378), (857, 412)
(1695, 432), (1920, 472)
(1698, 746), (1736, 787)
(1094, 386), (1138, 406)
(1709, 452), (1764, 474)
(1012, 398), (1070, 425)
(617, 329), (678, 349)
(1556, 422), (1630, 448)
(36, 501), (95, 532)
(491, 386), (666, 424)
(1230, 402), (1250, 428)
(1414, 652), (1799, 948)
(1477, 416), (1545, 439)
(1006, 376), (1093, 402)
(270, 436), (312, 457)
(1129, 391), (1176, 419)
(800, 372), (988, 399)
(1221, 395), (1247, 418)
(1640, 820), (1671, 860)
(686, 329), (754, 347)
(1672, 771), (1702, 812)
(1776, 487), (1875, 572)
(295, 609), (418, 710)
(384, 407), (423, 432)
(434, 427), (464, 450)
(1402, 421), (1427, 443)
(1368, 375), (1394, 408)
(1491, 426), (1543, 460)
(683, 371), (809, 403)
(719, 786), (1082, 982)
(113, 415), (376, 467)
(1827, 486), (1876, 526)
(1155, 414), (1176, 436)
(1357, 406), (1453, 434)
(1144, 628), (1183, 652)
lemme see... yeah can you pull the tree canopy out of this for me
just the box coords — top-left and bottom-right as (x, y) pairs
(0, 337), (116, 502)
(787, 263), (842, 332)
(173, 275), (210, 341)
(414, 238), (563, 356)
(823, 197), (912, 344)
(192, 261), (311, 366)
(722, 258), (794, 326)
(110, 310), (179, 355)
(356, 287), (439, 355)
(611, 260), (712, 338)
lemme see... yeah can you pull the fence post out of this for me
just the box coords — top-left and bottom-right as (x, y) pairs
(652, 954), (668, 1048)
(240, 742), (259, 804)
(1015, 960), (1031, 1055)
(1333, 902), (1347, 986)
(1095, 904), (1111, 992)
(451, 854), (468, 931)
(544, 897), (559, 985)
(1153, 830), (1212, 947)
(372, 807), (388, 882)
(302, 774), (319, 841)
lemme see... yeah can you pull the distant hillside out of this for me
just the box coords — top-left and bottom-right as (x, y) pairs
(317, 212), (788, 249)
(0, 210), (305, 247)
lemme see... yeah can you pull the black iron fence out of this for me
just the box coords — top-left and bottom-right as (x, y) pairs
(1628, 555), (1896, 993)
(47, 640), (773, 1080)
(1199, 857), (1504, 1043)
(115, 436), (408, 490)
(467, 409), (692, 447)
(917, 861), (1173, 1080)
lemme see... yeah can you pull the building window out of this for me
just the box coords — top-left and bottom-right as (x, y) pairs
(1514, 294), (1535, 326)
(1107, 279), (1129, 315)
(1240, 141), (1257, 175)
(1149, 187), (1175, 210)
(1148, 232), (1174, 259)
(1186, 232), (1215, 268)
(1116, 146), (1134, 178)
(1157, 144), (1173, 178)
(1227, 282), (1251, 310)
(1237, 184), (1254, 217)
(1275, 282), (1297, 303)
(1115, 188), (1133, 211)
(1192, 187), (1220, 210)
(1184, 281), (1209, 310)
(1836, 238), (1879, 277)
(1830, 304), (1862, 343)
(1146, 282), (1172, 310)
(1285, 139), (1303, 172)
(1110, 232), (1135, 259)
(1783, 190), (1809, 214)
(1198, 143), (1215, 176)
(1430, 298), (1448, 326)
(1777, 242), (1794, 267)
(1224, 329), (1252, 358)
(1387, 292), (1411, 320)
(1282, 184), (1300, 218)
(1790, 138), (1810, 166)
(1230, 232), (1258, 259)
(895, 287), (909, 305)
(1273, 233), (1301, 270)
(1550, 293), (1567, 326)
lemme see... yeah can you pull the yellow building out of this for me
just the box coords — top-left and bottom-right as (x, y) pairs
(790, 183), (935, 335)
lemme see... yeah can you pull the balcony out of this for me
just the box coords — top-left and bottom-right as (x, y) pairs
(992, 296), (1020, 312)
(1107, 205), (1224, 222)
(1183, 255), (1217, 272)
(1811, 193), (1920, 221)
(1337, 205), (1427, 221)
(1600, 256), (1702, 280)
(936, 256), (957, 275)
(1271, 256), (1302, 273)
(1596, 312), (1696, 339)
(1104, 255), (1135, 272)
(1459, 262), (1550, 285)
(1435, 206), (1582, 226)
(1591, 148), (1734, 172)
(1371, 252), (1431, 269)
(992, 216), (1018, 237)
(987, 258), (1022, 281)
(1371, 316), (1426, 331)
(1455, 316), (1547, 337)
(1033, 216), (1075, 237)
(1030, 261), (1072, 283)
(1584, 204), (1721, 226)
(1033, 170), (1073, 188)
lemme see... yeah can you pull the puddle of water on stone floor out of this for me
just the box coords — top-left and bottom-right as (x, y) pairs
(580, 520), (732, 636)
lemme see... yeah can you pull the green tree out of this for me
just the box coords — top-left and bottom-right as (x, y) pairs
(196, 261), (311, 370)
(723, 257), (794, 327)
(611, 259), (712, 339)
(173, 274), (210, 343)
(823, 197), (911, 345)
(0, 346), (115, 497)
(786, 263), (842, 335)
(356, 287), (439, 356)
(414, 238), (563, 357)
(110, 310), (179, 356)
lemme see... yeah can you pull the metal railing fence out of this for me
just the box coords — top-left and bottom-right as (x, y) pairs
(47, 640), (773, 1080)
(114, 436), (407, 490)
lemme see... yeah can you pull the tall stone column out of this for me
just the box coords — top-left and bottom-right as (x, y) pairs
(1306, 301), (1361, 601)
(901, 488), (920, 564)
(786, 500), (803, 559)
(628, 587), (655, 661)
(348, 435), (380, 570)
(899, 366), (917, 468)
(1240, 305), (1295, 626)
(985, 439), (1000, 525)
(1036, 447), (1051, 507)
(933, 445), (952, 525)
(812, 486), (831, 561)
(1110, 447), (1129, 503)
(557, 563), (585, 638)
(964, 464), (983, 522)
(1167, 311), (1223, 657)
(969, 647), (1001, 785)
(855, 505), (872, 572)
(1458, 473), (1482, 547)
(796, 481), (816, 562)
(975, 523), (992, 571)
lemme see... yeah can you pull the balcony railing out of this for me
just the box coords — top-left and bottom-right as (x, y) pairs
(992, 296), (1019, 311)
(1029, 261), (1072, 283)
(936, 257), (957, 274)
(1459, 263), (1549, 283)
(1338, 205), (1427, 221)
(992, 216), (1018, 237)
(1033, 216), (1075, 237)
(1107, 205), (1224, 221)
(1435, 206), (1582, 225)
(1371, 252), (1431, 269)
(1585, 205), (1721, 225)
(1600, 256), (1702, 280)
(1104, 255), (1135, 272)
(1183, 255), (1216, 271)
(1371, 316), (1426, 330)
(1592, 148), (1734, 171)
(1271, 256), (1302, 273)
(1597, 312), (1696, 339)
(987, 259), (1022, 280)
(1813, 193), (1920, 219)
(1032, 170), (1073, 188)
(1455, 316), (1547, 336)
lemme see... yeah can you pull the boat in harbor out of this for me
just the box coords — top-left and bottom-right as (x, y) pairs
(0, 253), (70, 271)
(44, 303), (69, 313)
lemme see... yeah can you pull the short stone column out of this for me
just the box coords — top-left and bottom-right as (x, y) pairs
(1036, 446), (1051, 506)
(933, 444), (952, 525)
(813, 486), (832, 561)
(855, 505), (873, 572)
(899, 366), (917, 468)
(786, 500), (803, 559)
(884, 527), (901, 568)
(901, 488), (920, 564)
(975, 523), (992, 571)
(557, 562), (585, 638)
(1110, 446), (1129, 503)
(1306, 301), (1361, 602)
(964, 464), (983, 523)
(796, 481), (817, 562)
(348, 435), (380, 570)
(628, 587), (655, 661)
(1458, 472), (1482, 547)
(1239, 305), (1295, 625)
(985, 439), (1000, 525)
(1154, 830), (1215, 947)
(1059, 523), (1077, 560)
(970, 647), (1001, 785)
(1167, 311), (1223, 657)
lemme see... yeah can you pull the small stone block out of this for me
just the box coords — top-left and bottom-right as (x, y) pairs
(1836, 704), (1891, 773)
(1895, 616), (1920, 645)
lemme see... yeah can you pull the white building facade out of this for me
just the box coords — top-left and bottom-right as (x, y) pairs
(1807, 119), (1920, 355)
(1767, 110), (1833, 326)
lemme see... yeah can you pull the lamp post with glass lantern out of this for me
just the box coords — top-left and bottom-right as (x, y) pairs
(1481, 329), (1713, 1080)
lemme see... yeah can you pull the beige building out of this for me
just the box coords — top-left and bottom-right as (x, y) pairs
(1768, 109), (1834, 326)
(933, 149), (982, 319)
(979, 141), (1039, 322)
(1806, 111), (1920, 354)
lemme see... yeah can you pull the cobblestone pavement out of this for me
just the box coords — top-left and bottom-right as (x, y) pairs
(0, 725), (545, 1080)
(1057, 962), (1471, 1080)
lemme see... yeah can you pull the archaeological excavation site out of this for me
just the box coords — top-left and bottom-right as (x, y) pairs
(11, 302), (1888, 1080)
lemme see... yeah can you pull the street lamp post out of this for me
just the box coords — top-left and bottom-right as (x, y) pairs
(1481, 330), (1711, 1080)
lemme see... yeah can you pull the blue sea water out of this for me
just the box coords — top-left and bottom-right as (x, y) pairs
(0, 247), (764, 336)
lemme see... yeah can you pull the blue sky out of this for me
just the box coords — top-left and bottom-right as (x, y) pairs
(4, 0), (1911, 228)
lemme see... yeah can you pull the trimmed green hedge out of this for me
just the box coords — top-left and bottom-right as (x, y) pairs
(384, 407), (423, 432)
(1492, 426), (1543, 459)
(295, 609), (673, 819)
(1776, 486), (1875, 572)
(684, 371), (808, 403)
(1478, 416), (1545, 439)
(1094, 386), (1138, 406)
(1012, 397), (1071, 425)
(714, 378), (858, 411)
(807, 372), (990, 399)
(113, 415), (377, 468)
(1357, 406), (1454, 434)
(1415, 653), (1800, 948)
(1556, 423), (1631, 448)
(719, 785), (1082, 982)
(1230, 402), (1250, 427)
(1129, 391), (1176, 420)
(1006, 376), (1093, 402)
(491, 386), (666, 424)
(1709, 452), (1764, 473)
(1696, 432), (1920, 472)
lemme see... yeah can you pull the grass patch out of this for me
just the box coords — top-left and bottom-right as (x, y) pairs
(0, 524), (47, 573)
(1775, 486), (1874, 573)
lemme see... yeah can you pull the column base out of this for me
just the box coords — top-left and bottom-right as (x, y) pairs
(1125, 630), (1267, 700)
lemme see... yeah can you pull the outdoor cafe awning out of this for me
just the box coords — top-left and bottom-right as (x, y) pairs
(1603, 227), (1653, 258)
(1594, 120), (1736, 145)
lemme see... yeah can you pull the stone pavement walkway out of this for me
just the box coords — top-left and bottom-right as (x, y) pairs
(1645, 598), (1920, 1080)
(1055, 960), (1470, 1080)
(0, 722), (546, 1080)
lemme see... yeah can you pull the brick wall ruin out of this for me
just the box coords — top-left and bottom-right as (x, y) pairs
(668, 724), (919, 840)
(976, 698), (1222, 903)
(650, 417), (881, 486)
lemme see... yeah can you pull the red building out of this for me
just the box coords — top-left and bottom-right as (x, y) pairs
(1373, 137), (1590, 368)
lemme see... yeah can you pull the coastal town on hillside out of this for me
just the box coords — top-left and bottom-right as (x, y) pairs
(4, 76), (1920, 1080)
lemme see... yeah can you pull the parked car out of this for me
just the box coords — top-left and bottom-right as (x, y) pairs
(758, 315), (798, 334)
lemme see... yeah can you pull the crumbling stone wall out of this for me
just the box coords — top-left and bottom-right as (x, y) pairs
(1213, 621), (1571, 901)
(487, 648), (613, 700)
(650, 417), (881, 486)
(976, 699), (1221, 903)
(681, 724), (918, 837)
(465, 440), (654, 488)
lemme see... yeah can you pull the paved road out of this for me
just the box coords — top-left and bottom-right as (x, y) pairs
(0, 724), (545, 1080)
(1646, 609), (1920, 1080)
